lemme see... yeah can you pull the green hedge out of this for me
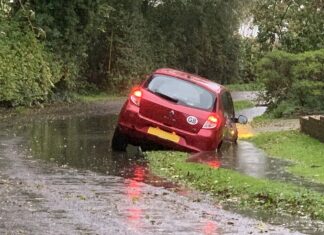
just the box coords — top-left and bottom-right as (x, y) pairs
(257, 49), (324, 117)
(0, 19), (62, 107)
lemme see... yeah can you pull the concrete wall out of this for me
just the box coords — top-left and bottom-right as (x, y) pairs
(300, 115), (324, 143)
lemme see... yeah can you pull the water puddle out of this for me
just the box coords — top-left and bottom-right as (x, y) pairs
(189, 142), (324, 193)
(18, 113), (324, 193)
(17, 115), (181, 190)
(13, 113), (324, 234)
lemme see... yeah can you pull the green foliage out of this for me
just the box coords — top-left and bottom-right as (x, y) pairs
(27, 0), (104, 90)
(146, 151), (324, 220)
(249, 130), (324, 183)
(0, 18), (62, 106)
(5, 0), (243, 95)
(257, 49), (324, 116)
(0, 0), (247, 106)
(80, 0), (243, 89)
(146, 0), (241, 84)
(253, 0), (324, 53)
(238, 38), (260, 83)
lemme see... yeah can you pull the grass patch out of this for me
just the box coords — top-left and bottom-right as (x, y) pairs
(249, 130), (324, 183)
(226, 83), (262, 91)
(250, 114), (275, 128)
(234, 100), (254, 111)
(74, 92), (123, 102)
(146, 151), (324, 220)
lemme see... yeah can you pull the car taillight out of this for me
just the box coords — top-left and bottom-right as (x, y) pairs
(130, 87), (142, 106)
(203, 115), (219, 129)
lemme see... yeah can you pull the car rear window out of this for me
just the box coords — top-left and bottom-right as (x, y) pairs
(146, 75), (216, 110)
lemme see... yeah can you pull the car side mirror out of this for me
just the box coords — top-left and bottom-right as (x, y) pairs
(237, 115), (248, 124)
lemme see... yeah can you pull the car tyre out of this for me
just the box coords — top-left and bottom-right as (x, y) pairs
(111, 127), (128, 151)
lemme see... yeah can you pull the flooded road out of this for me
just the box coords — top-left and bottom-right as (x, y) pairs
(0, 118), (300, 235)
(19, 114), (323, 193)
(0, 93), (322, 234)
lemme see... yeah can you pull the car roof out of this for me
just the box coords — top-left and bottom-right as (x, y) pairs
(153, 68), (225, 94)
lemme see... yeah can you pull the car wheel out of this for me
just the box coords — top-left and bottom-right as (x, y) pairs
(111, 127), (128, 151)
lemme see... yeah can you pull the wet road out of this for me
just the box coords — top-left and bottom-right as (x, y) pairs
(0, 93), (322, 234)
(0, 122), (299, 235)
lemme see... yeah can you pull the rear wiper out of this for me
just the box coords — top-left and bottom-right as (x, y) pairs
(153, 91), (179, 103)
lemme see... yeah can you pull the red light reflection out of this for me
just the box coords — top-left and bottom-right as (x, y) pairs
(127, 208), (142, 222)
(187, 151), (221, 169)
(206, 160), (221, 169)
(124, 165), (146, 231)
(203, 221), (218, 235)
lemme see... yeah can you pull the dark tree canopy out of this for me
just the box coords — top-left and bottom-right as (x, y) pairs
(4, 0), (323, 110)
(3, 0), (242, 91)
(253, 0), (324, 52)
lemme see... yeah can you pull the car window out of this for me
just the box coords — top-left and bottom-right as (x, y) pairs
(221, 91), (235, 118)
(147, 75), (216, 110)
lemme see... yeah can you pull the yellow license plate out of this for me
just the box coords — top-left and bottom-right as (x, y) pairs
(147, 127), (180, 143)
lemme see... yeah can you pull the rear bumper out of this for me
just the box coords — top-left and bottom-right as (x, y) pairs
(118, 101), (222, 152)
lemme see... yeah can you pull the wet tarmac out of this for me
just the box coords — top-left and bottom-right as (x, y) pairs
(0, 94), (323, 234)
(0, 119), (301, 235)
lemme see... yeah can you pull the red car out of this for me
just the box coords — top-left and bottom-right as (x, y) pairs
(112, 68), (247, 152)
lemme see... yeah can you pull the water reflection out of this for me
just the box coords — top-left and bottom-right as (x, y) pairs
(222, 141), (277, 178)
(187, 151), (221, 169)
(22, 115), (142, 177)
(202, 221), (218, 235)
(125, 165), (146, 232)
(185, 142), (282, 178)
(186, 141), (324, 193)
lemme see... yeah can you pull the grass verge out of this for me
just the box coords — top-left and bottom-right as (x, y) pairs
(250, 113), (274, 127)
(248, 130), (324, 183)
(146, 151), (324, 220)
(234, 100), (254, 111)
(74, 92), (123, 102)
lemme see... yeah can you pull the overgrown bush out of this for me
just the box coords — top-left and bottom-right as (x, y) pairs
(0, 18), (62, 106)
(257, 49), (324, 117)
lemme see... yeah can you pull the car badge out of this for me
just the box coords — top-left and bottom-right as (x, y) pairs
(187, 116), (198, 125)
(169, 110), (175, 116)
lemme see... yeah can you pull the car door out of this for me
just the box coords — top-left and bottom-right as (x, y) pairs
(220, 91), (237, 141)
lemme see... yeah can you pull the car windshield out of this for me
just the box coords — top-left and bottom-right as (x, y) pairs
(147, 75), (216, 110)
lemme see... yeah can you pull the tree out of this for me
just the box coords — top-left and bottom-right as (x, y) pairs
(3, 0), (244, 101)
(0, 6), (62, 106)
(253, 0), (324, 52)
(146, 0), (241, 84)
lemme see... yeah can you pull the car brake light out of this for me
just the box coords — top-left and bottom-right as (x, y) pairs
(203, 115), (219, 129)
(130, 87), (142, 106)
